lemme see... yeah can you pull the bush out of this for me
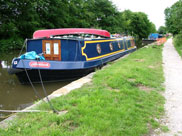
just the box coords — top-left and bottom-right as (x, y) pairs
(0, 37), (23, 52)
(173, 34), (182, 57)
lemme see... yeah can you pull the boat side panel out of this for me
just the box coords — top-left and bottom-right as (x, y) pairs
(12, 59), (84, 70)
(81, 38), (135, 61)
(27, 39), (43, 54)
(61, 39), (82, 61)
(127, 39), (132, 49)
(83, 47), (136, 68)
(26, 39), (82, 61)
(12, 47), (136, 71)
(123, 39), (128, 50)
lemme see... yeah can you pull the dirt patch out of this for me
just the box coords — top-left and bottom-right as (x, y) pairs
(137, 84), (154, 92)
(144, 123), (155, 136)
(128, 78), (136, 82)
(61, 120), (78, 131)
(148, 65), (156, 69)
(112, 89), (120, 92)
(104, 84), (120, 92)
(108, 87), (120, 93)
(86, 81), (93, 86)
(134, 59), (145, 62)
(148, 62), (161, 69)
(58, 110), (68, 116)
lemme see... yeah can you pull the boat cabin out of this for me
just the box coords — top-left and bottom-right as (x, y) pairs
(26, 28), (135, 62)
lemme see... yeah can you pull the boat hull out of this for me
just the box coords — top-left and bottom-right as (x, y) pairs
(15, 68), (95, 84)
(9, 47), (136, 84)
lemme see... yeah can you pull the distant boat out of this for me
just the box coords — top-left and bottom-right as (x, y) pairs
(142, 33), (166, 45)
(8, 28), (136, 83)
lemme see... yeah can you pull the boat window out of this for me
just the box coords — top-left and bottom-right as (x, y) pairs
(118, 42), (121, 49)
(54, 43), (59, 55)
(43, 40), (61, 61)
(46, 43), (51, 54)
(127, 40), (131, 48)
(125, 40), (128, 48)
(96, 44), (101, 54)
(109, 43), (113, 51)
(131, 39), (135, 46)
(122, 40), (125, 48)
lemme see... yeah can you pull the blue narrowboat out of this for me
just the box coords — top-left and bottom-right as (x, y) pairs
(8, 28), (136, 83)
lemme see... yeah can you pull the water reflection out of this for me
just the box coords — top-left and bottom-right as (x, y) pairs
(0, 61), (10, 68)
(0, 52), (72, 121)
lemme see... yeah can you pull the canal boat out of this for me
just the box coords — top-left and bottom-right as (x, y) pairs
(8, 28), (136, 83)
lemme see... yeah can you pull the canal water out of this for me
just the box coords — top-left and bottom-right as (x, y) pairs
(0, 52), (71, 121)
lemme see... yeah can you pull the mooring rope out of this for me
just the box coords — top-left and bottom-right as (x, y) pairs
(21, 59), (57, 113)
(18, 39), (27, 57)
(37, 59), (58, 113)
(22, 59), (43, 100)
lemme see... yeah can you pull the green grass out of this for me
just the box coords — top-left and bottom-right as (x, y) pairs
(161, 125), (169, 133)
(173, 34), (182, 57)
(0, 45), (165, 136)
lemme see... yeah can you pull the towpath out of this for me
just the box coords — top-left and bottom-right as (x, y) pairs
(155, 38), (182, 136)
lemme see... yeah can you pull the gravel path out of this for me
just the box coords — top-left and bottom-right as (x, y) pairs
(157, 38), (182, 136)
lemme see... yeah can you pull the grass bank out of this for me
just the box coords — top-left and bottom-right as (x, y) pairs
(0, 45), (165, 136)
(173, 34), (182, 57)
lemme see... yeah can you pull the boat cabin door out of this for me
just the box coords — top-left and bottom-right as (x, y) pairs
(42, 40), (61, 61)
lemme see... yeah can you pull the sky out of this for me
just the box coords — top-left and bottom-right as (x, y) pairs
(111, 0), (179, 29)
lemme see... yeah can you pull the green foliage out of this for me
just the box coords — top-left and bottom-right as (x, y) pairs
(150, 22), (157, 33)
(130, 12), (155, 39)
(0, 37), (23, 52)
(158, 26), (167, 34)
(120, 10), (133, 35)
(120, 10), (156, 38)
(161, 125), (169, 132)
(173, 34), (182, 56)
(165, 0), (182, 35)
(0, 0), (156, 52)
(0, 45), (165, 136)
(120, 10), (156, 47)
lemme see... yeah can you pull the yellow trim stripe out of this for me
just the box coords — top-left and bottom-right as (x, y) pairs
(81, 38), (135, 61)
(87, 49), (125, 61)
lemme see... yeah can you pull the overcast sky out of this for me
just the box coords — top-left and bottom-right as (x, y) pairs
(111, 0), (179, 29)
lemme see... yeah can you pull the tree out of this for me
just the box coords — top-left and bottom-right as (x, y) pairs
(130, 12), (152, 39)
(0, 0), (18, 38)
(158, 26), (167, 34)
(120, 10), (133, 35)
(149, 22), (157, 33)
(165, 0), (182, 35)
(0, 0), (156, 52)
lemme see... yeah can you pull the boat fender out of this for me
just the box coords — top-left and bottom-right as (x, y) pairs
(19, 51), (45, 60)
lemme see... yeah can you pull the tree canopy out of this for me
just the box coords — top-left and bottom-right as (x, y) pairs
(0, 0), (156, 51)
(158, 26), (167, 34)
(165, 0), (182, 35)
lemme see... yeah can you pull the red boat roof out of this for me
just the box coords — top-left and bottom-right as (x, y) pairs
(33, 28), (111, 39)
